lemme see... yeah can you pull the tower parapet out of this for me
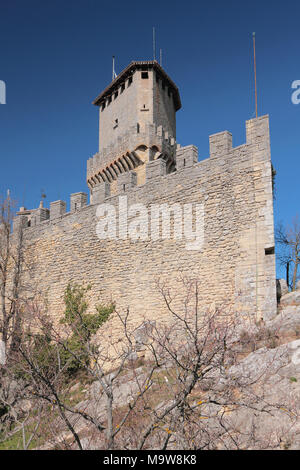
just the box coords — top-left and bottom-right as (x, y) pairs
(87, 122), (178, 192)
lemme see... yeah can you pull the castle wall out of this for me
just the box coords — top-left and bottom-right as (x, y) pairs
(19, 116), (276, 337)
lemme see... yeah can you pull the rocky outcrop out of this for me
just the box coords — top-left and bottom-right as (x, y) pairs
(280, 290), (300, 307)
(265, 285), (300, 343)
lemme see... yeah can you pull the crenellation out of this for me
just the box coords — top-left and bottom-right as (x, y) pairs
(91, 182), (110, 205)
(13, 213), (29, 233)
(117, 171), (137, 193)
(209, 130), (232, 158)
(176, 145), (198, 169)
(246, 115), (270, 146)
(33, 204), (50, 225)
(70, 192), (88, 212)
(146, 159), (167, 180)
(50, 200), (66, 220)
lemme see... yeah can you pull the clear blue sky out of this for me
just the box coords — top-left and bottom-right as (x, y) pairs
(0, 0), (299, 277)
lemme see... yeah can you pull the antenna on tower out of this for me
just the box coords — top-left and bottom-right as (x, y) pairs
(252, 32), (258, 118)
(160, 49), (162, 67)
(112, 56), (117, 81)
(153, 27), (156, 61)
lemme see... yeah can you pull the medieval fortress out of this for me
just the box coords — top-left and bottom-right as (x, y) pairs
(13, 60), (277, 331)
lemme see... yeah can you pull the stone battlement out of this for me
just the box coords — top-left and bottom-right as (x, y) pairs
(14, 115), (272, 236)
(13, 116), (270, 230)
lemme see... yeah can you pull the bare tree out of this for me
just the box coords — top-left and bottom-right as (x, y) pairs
(0, 193), (42, 449)
(276, 215), (300, 291)
(0, 192), (27, 364)
(4, 278), (298, 450)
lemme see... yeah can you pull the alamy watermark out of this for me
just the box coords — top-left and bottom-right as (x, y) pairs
(291, 80), (300, 105)
(0, 80), (6, 104)
(96, 196), (204, 251)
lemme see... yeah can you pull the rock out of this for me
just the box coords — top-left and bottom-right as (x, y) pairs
(133, 321), (155, 351)
(127, 351), (138, 362)
(266, 305), (300, 337)
(228, 339), (300, 383)
(196, 337), (300, 450)
(69, 382), (81, 394)
(80, 437), (99, 450)
(280, 290), (300, 307)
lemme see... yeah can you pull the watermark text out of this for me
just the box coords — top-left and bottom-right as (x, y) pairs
(96, 196), (204, 251)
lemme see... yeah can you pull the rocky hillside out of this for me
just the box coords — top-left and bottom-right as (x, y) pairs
(1, 281), (300, 450)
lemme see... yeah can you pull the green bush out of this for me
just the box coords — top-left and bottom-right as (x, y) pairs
(59, 283), (114, 376)
(16, 284), (114, 380)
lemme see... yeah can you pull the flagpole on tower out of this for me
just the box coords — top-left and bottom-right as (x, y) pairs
(153, 27), (156, 61)
(112, 56), (117, 81)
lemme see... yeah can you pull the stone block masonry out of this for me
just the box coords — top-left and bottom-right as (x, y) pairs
(14, 115), (277, 341)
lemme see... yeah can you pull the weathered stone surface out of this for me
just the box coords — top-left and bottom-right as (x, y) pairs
(280, 278), (289, 295)
(266, 305), (300, 337)
(228, 339), (300, 382)
(133, 321), (155, 351)
(280, 290), (300, 307)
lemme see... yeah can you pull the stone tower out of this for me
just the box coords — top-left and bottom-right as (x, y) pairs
(87, 61), (182, 197)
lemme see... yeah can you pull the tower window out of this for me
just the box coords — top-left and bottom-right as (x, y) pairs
(141, 72), (149, 79)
